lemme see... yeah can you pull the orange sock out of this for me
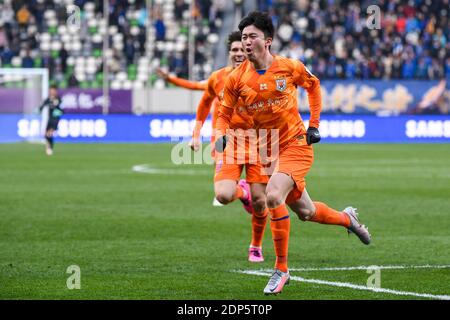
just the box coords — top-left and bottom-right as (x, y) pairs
(269, 204), (290, 273)
(251, 208), (268, 248)
(310, 202), (351, 227)
(231, 185), (245, 201)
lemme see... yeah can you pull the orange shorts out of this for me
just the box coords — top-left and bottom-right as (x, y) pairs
(214, 160), (270, 184)
(214, 132), (268, 184)
(268, 138), (314, 204)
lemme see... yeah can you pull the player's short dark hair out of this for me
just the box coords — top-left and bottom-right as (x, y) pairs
(227, 31), (242, 51)
(50, 84), (58, 90)
(238, 11), (274, 39)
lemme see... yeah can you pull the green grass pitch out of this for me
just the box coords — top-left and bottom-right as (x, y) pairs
(0, 143), (449, 300)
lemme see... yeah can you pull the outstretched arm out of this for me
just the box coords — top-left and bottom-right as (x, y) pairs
(190, 84), (216, 151)
(156, 68), (206, 91)
(38, 99), (48, 113)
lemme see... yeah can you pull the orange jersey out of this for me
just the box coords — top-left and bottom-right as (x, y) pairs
(167, 75), (207, 91)
(193, 66), (253, 139)
(217, 55), (322, 153)
(194, 66), (256, 163)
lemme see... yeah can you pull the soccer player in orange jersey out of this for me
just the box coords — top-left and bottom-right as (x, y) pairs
(216, 12), (371, 295)
(192, 31), (271, 263)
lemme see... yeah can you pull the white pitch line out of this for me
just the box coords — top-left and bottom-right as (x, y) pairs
(132, 164), (211, 175)
(238, 270), (450, 300)
(266, 264), (450, 272)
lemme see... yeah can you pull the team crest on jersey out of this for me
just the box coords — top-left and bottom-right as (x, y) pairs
(275, 78), (286, 92)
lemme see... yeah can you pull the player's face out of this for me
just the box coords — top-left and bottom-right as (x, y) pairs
(229, 41), (245, 68)
(49, 88), (57, 98)
(241, 25), (272, 64)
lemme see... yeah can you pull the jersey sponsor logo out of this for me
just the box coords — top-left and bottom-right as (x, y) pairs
(246, 98), (283, 113)
(275, 78), (286, 92)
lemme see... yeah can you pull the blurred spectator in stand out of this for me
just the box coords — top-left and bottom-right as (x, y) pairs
(16, 5), (31, 31)
(1, 46), (14, 65)
(124, 37), (135, 65)
(0, 26), (8, 53)
(0, 3), (15, 30)
(154, 12), (166, 41)
(22, 49), (34, 68)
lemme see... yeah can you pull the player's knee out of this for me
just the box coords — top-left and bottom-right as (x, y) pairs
(266, 191), (283, 209)
(215, 192), (233, 204)
(297, 207), (315, 221)
(252, 196), (266, 212)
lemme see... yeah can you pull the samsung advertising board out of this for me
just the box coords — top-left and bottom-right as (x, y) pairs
(1, 114), (449, 144)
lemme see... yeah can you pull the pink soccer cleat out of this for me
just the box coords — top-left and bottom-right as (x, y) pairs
(238, 179), (253, 214)
(248, 246), (264, 263)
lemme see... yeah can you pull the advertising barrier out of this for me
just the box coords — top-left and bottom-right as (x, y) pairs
(59, 89), (132, 114)
(299, 79), (449, 115)
(0, 89), (132, 114)
(2, 80), (447, 115)
(1, 114), (448, 143)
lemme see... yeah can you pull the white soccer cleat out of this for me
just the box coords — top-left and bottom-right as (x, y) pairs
(263, 269), (290, 295)
(46, 148), (53, 156)
(343, 207), (371, 245)
(212, 197), (224, 206)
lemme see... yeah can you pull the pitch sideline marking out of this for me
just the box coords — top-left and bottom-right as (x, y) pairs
(236, 265), (450, 300)
(271, 264), (450, 272)
(132, 164), (211, 175)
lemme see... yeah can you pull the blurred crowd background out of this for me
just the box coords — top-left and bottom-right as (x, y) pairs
(0, 0), (449, 89)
